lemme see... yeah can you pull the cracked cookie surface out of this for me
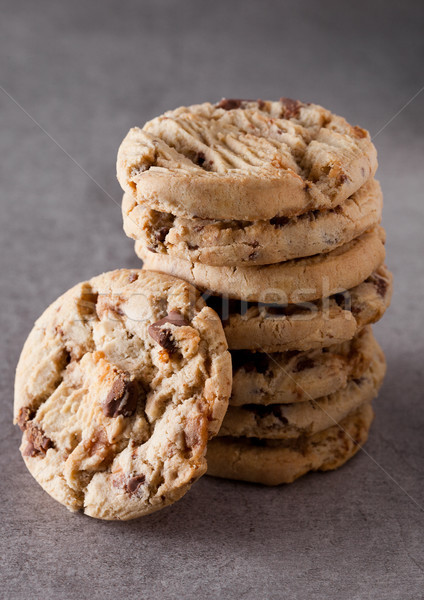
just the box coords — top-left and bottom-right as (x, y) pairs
(14, 269), (231, 520)
(124, 179), (382, 266)
(117, 99), (377, 221)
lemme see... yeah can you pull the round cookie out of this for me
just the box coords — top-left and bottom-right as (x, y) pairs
(139, 227), (385, 304)
(14, 269), (232, 520)
(207, 403), (374, 485)
(117, 99), (377, 221)
(230, 326), (379, 406)
(216, 265), (392, 351)
(220, 342), (385, 439)
(124, 179), (382, 267)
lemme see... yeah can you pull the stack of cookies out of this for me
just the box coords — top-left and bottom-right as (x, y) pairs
(13, 97), (393, 522)
(117, 98), (392, 485)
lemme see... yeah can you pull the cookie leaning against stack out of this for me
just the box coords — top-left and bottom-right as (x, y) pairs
(118, 98), (392, 485)
(14, 270), (231, 519)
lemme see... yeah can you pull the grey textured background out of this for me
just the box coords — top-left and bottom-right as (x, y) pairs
(1, 1), (423, 598)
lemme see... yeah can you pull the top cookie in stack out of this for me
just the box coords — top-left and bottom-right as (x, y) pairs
(118, 98), (379, 266)
(117, 98), (392, 484)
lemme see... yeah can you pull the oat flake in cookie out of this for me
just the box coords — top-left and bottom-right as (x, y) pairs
(14, 269), (232, 520)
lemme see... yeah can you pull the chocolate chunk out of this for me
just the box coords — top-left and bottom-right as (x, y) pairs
(294, 357), (315, 372)
(128, 272), (138, 283)
(270, 216), (290, 228)
(191, 151), (213, 171)
(151, 310), (189, 329)
(333, 292), (352, 311)
(279, 97), (302, 119)
(194, 151), (206, 167)
(216, 98), (264, 111)
(102, 374), (137, 418)
(23, 422), (53, 457)
(337, 172), (349, 185)
(247, 242), (259, 259)
(126, 475), (146, 495)
(371, 274), (388, 298)
(16, 407), (35, 432)
(113, 473), (146, 495)
(156, 227), (169, 243)
(216, 98), (246, 110)
(148, 311), (189, 353)
(158, 329), (176, 353)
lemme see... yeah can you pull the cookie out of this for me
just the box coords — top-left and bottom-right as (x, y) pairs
(207, 403), (374, 485)
(139, 227), (385, 304)
(14, 269), (232, 520)
(220, 341), (385, 438)
(124, 179), (382, 266)
(216, 265), (392, 351)
(230, 326), (378, 406)
(117, 99), (377, 221)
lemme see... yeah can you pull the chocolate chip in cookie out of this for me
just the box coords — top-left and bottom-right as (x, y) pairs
(23, 422), (53, 457)
(148, 311), (189, 354)
(102, 374), (138, 418)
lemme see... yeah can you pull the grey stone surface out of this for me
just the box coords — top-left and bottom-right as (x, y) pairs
(1, 1), (423, 598)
